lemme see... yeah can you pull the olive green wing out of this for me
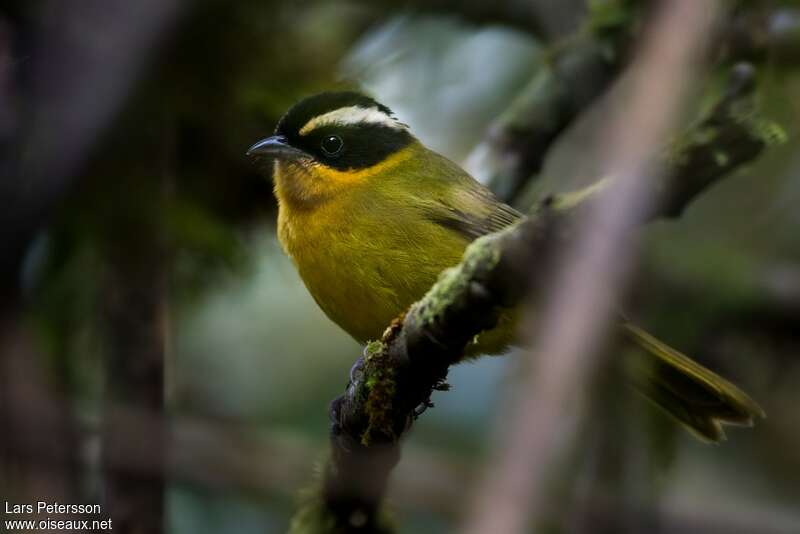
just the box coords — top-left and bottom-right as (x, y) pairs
(424, 184), (523, 240)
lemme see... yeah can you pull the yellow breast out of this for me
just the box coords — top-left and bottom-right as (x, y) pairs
(273, 154), (468, 343)
(278, 201), (460, 342)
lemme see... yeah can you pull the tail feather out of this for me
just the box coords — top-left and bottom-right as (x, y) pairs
(621, 322), (764, 443)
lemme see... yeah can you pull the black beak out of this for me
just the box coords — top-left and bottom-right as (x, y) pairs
(246, 135), (308, 161)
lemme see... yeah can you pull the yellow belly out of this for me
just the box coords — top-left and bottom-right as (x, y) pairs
(277, 194), (467, 344)
(274, 155), (519, 354)
(278, 210), (518, 357)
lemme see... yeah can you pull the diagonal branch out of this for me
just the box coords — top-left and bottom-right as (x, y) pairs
(465, 0), (642, 203)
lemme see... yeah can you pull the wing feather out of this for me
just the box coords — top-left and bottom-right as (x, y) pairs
(424, 186), (523, 240)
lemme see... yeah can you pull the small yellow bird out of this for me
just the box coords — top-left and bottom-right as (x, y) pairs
(248, 91), (764, 442)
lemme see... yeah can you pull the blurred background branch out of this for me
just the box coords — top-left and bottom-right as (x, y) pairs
(463, 2), (721, 532)
(464, 0), (639, 203)
(1, 2), (179, 533)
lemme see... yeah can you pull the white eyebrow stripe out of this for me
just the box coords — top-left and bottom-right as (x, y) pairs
(298, 106), (407, 135)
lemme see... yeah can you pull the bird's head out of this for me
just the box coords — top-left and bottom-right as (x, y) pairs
(247, 91), (416, 208)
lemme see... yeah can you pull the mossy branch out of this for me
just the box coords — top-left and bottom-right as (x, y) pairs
(289, 62), (782, 533)
(550, 62), (785, 221)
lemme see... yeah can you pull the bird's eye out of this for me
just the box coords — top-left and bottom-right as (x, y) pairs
(320, 135), (343, 157)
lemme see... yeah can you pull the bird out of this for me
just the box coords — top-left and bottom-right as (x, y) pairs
(247, 91), (764, 442)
